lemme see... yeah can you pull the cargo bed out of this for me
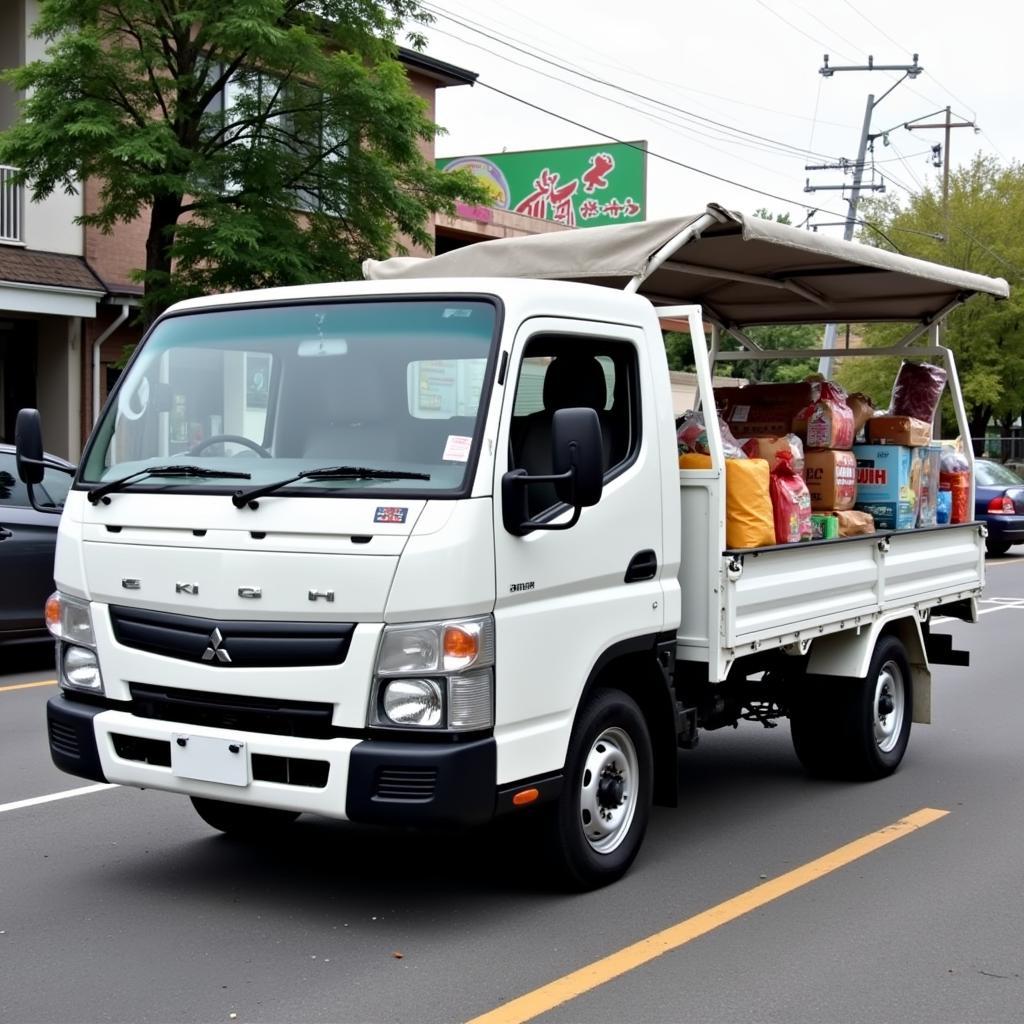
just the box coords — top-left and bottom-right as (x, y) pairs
(676, 462), (985, 681)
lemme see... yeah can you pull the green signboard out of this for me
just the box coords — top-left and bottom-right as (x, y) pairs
(437, 141), (647, 229)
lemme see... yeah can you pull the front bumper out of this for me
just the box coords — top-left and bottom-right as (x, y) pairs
(47, 694), (496, 826)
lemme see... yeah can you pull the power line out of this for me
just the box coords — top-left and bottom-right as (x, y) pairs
(838, 0), (977, 119)
(427, 23), (830, 172)
(473, 77), (862, 220)
(425, 0), (856, 129)
(423, 2), (843, 162)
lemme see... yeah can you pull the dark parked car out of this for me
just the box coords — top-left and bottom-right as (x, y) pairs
(974, 458), (1024, 557)
(0, 443), (73, 645)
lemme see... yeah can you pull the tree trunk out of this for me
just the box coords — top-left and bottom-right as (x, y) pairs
(967, 405), (991, 457)
(143, 194), (184, 325)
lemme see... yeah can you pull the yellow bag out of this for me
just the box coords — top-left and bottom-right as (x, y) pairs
(679, 453), (775, 549)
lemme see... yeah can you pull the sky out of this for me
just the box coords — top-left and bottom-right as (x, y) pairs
(414, 0), (1021, 234)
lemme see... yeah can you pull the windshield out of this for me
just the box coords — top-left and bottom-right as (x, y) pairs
(80, 299), (498, 496)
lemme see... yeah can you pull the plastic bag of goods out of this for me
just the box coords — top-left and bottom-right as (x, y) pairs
(679, 453), (776, 548)
(676, 410), (746, 459)
(939, 470), (971, 524)
(798, 382), (854, 450)
(847, 392), (876, 438)
(769, 451), (812, 544)
(834, 509), (875, 537)
(741, 433), (805, 472)
(890, 360), (947, 422)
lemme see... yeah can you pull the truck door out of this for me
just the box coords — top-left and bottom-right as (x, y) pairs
(492, 319), (666, 785)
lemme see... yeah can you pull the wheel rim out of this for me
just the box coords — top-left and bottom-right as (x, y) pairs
(579, 726), (639, 854)
(873, 660), (906, 753)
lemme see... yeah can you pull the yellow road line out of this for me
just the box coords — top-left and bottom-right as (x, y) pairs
(0, 679), (57, 693)
(468, 807), (949, 1024)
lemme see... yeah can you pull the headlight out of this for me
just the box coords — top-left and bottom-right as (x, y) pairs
(61, 645), (104, 693)
(372, 616), (495, 731)
(381, 679), (444, 727)
(45, 592), (96, 648)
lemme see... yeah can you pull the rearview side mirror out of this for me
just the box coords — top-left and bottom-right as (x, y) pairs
(501, 407), (604, 537)
(15, 408), (74, 515)
(15, 408), (45, 485)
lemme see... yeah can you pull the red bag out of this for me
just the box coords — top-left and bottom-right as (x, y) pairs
(798, 382), (854, 450)
(770, 451), (812, 543)
(890, 360), (947, 422)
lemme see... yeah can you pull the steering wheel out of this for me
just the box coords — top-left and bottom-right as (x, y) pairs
(188, 435), (273, 458)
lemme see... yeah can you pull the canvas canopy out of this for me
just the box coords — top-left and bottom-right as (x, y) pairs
(364, 203), (1009, 328)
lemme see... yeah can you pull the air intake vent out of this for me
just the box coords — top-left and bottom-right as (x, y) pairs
(48, 719), (80, 759)
(374, 766), (438, 801)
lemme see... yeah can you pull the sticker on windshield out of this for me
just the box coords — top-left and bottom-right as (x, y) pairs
(374, 506), (408, 524)
(443, 435), (473, 462)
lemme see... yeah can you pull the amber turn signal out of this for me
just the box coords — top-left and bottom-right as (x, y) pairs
(443, 624), (479, 661)
(512, 788), (539, 807)
(45, 592), (62, 637)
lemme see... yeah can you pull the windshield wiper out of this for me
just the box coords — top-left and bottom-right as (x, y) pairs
(231, 465), (431, 509)
(87, 465), (252, 505)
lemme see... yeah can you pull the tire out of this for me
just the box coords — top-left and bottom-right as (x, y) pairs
(190, 797), (300, 837)
(790, 635), (913, 781)
(545, 689), (653, 890)
(986, 539), (1012, 557)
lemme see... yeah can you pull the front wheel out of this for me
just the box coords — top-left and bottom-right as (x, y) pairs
(545, 689), (653, 890)
(190, 797), (300, 837)
(791, 635), (913, 780)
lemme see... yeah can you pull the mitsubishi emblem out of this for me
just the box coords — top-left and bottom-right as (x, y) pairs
(202, 628), (232, 664)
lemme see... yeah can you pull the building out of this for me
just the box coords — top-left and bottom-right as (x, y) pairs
(0, 2), (479, 458)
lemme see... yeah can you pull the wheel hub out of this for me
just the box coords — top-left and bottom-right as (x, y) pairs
(597, 768), (625, 815)
(873, 661), (906, 754)
(579, 726), (639, 854)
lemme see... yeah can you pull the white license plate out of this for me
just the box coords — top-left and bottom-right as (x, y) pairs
(171, 734), (249, 787)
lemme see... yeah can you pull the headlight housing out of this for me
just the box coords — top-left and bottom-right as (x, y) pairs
(46, 592), (104, 694)
(45, 591), (96, 647)
(371, 616), (494, 732)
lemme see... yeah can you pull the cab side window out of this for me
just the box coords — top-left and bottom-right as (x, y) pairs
(509, 336), (640, 517)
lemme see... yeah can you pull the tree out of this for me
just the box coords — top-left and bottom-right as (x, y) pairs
(0, 1), (488, 320)
(840, 155), (1024, 450)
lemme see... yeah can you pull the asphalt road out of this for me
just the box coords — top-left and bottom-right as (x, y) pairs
(2, 559), (1024, 1024)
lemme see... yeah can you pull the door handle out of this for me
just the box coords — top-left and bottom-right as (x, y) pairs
(624, 549), (657, 583)
(0, 526), (12, 541)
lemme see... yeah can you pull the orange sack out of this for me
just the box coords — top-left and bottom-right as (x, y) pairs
(679, 453), (775, 549)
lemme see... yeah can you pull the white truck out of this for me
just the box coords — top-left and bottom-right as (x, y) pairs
(17, 204), (1008, 888)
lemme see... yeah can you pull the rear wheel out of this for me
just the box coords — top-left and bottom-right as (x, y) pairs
(986, 539), (1012, 557)
(190, 797), (300, 836)
(790, 635), (913, 780)
(545, 689), (653, 890)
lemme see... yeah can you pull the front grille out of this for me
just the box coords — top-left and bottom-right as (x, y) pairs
(129, 684), (334, 739)
(109, 605), (355, 668)
(49, 719), (80, 759)
(252, 754), (329, 788)
(112, 733), (171, 767)
(374, 766), (438, 801)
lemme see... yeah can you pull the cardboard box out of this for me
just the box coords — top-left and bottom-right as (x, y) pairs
(866, 415), (932, 447)
(716, 382), (815, 439)
(854, 444), (916, 529)
(804, 450), (857, 510)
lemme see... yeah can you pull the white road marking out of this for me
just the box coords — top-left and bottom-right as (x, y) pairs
(0, 783), (116, 815)
(932, 598), (1024, 625)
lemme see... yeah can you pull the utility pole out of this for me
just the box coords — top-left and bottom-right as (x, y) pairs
(904, 106), (977, 240)
(806, 54), (924, 377)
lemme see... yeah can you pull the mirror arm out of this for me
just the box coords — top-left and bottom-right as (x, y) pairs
(503, 466), (582, 537)
(20, 454), (75, 476)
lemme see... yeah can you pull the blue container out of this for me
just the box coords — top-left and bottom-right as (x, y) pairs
(936, 489), (952, 524)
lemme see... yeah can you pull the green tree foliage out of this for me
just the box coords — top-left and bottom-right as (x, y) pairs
(839, 155), (1024, 446)
(0, 1), (488, 319)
